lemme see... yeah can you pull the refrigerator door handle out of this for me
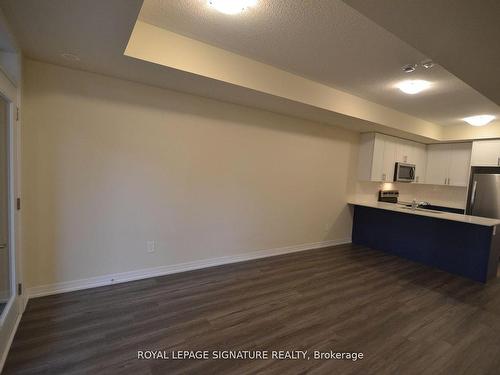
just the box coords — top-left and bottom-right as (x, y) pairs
(470, 180), (478, 211)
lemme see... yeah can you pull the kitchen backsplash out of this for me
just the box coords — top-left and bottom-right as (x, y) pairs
(353, 181), (468, 209)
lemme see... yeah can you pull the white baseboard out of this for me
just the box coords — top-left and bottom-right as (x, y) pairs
(27, 238), (351, 299)
(21, 295), (28, 312)
(0, 309), (22, 373)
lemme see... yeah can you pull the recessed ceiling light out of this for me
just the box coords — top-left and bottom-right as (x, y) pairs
(402, 64), (417, 73)
(396, 80), (431, 95)
(61, 53), (80, 61)
(208, 0), (257, 14)
(421, 60), (435, 69)
(463, 115), (495, 127)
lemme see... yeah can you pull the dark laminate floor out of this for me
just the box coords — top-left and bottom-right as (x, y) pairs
(5, 243), (500, 375)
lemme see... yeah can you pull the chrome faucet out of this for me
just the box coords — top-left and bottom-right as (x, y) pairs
(411, 200), (430, 210)
(411, 199), (418, 209)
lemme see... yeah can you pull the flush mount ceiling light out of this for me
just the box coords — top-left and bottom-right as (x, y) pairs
(396, 80), (431, 95)
(463, 115), (495, 127)
(208, 0), (257, 14)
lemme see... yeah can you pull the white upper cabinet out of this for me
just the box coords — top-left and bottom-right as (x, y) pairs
(471, 140), (500, 166)
(395, 140), (426, 183)
(448, 143), (472, 186)
(359, 133), (474, 187)
(371, 134), (385, 181)
(382, 136), (396, 182)
(358, 133), (394, 182)
(425, 143), (471, 187)
(358, 133), (426, 183)
(425, 144), (451, 185)
(395, 139), (413, 163)
(413, 143), (427, 184)
(358, 133), (379, 182)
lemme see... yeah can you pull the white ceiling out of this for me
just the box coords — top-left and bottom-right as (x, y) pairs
(344, 0), (500, 107)
(138, 0), (499, 127)
(0, 0), (498, 137)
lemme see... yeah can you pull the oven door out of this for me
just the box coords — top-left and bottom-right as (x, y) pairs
(395, 162), (415, 182)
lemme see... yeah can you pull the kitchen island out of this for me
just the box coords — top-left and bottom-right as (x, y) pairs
(349, 201), (500, 283)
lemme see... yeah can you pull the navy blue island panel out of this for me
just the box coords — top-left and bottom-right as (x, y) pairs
(352, 205), (500, 283)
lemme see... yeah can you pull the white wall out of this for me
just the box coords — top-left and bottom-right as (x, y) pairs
(126, 21), (443, 142)
(22, 59), (359, 289)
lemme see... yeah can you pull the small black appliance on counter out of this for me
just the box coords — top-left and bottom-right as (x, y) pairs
(378, 190), (399, 203)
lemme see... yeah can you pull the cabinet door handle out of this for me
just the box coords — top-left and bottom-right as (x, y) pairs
(444, 177), (447, 185)
(498, 157), (500, 166)
(382, 173), (386, 181)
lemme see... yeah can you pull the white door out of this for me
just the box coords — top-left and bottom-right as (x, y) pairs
(426, 144), (451, 185)
(448, 143), (472, 187)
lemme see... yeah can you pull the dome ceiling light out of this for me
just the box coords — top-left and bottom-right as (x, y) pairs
(463, 115), (495, 127)
(396, 80), (432, 95)
(208, 0), (257, 15)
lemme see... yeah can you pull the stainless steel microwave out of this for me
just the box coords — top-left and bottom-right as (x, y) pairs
(394, 162), (415, 182)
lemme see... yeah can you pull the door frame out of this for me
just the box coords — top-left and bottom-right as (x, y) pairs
(0, 64), (22, 370)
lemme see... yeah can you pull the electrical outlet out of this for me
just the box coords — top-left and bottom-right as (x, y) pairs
(147, 240), (156, 253)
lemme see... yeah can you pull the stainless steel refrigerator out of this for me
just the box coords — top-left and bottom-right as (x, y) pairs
(467, 167), (500, 219)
